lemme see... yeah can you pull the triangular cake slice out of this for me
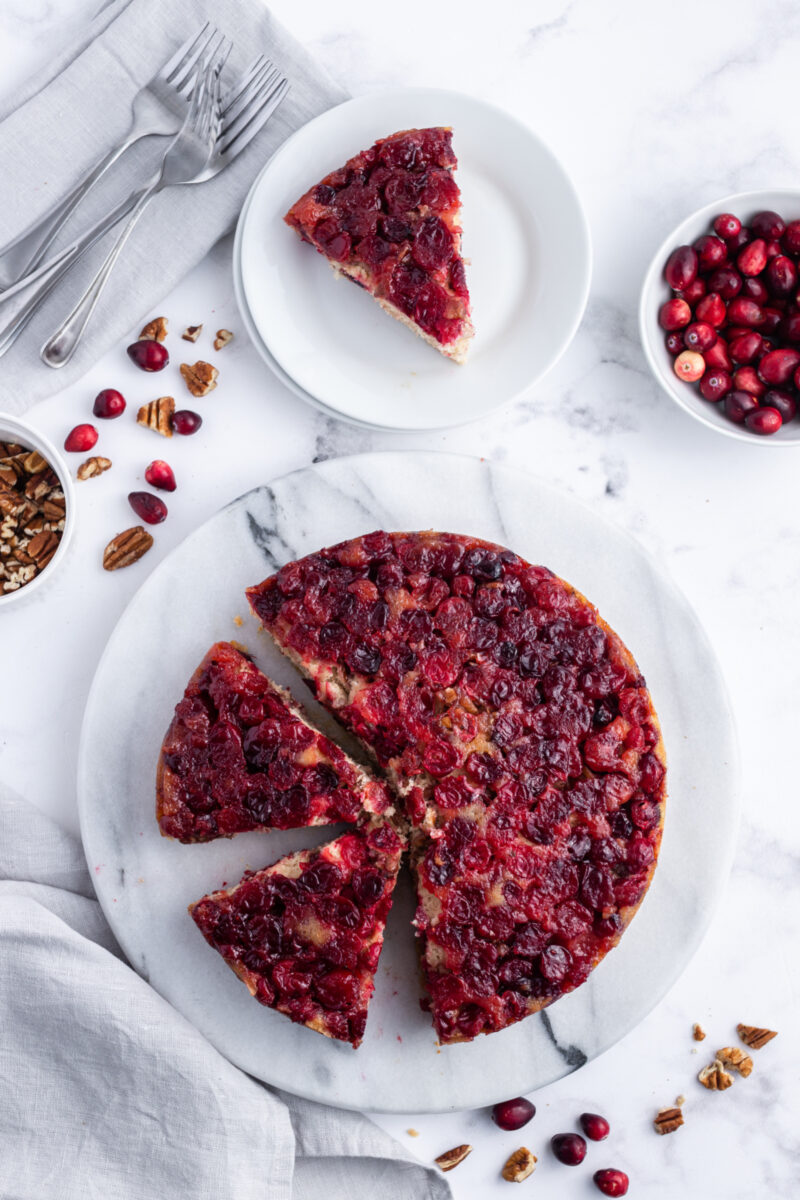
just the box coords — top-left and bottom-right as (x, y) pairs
(284, 127), (474, 362)
(189, 818), (405, 1047)
(157, 641), (393, 842)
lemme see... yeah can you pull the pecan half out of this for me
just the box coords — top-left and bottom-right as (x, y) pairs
(654, 1106), (684, 1135)
(182, 324), (203, 342)
(137, 397), (174, 437)
(698, 1059), (733, 1091)
(435, 1144), (472, 1172)
(103, 526), (154, 571)
(737, 1024), (777, 1050)
(717, 1046), (753, 1078)
(180, 360), (218, 396)
(501, 1147), (537, 1182)
(692, 1023), (706, 1041)
(213, 328), (233, 351)
(77, 456), (112, 481)
(140, 316), (168, 342)
(28, 530), (59, 568)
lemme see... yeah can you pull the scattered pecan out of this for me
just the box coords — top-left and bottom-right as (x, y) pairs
(737, 1024), (777, 1050)
(692, 1023), (706, 1041)
(435, 1145), (472, 1172)
(137, 397), (175, 437)
(180, 360), (218, 396)
(501, 1148), (537, 1182)
(213, 328), (233, 351)
(182, 324), (202, 342)
(103, 526), (154, 571)
(140, 316), (168, 342)
(654, 1106), (684, 1135)
(698, 1059), (733, 1091)
(717, 1046), (753, 1078)
(77, 456), (112, 481)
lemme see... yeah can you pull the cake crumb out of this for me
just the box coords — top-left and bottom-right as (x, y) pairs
(692, 1023), (706, 1041)
(233, 615), (243, 627)
(407, 1129), (419, 1137)
(676, 1094), (686, 1107)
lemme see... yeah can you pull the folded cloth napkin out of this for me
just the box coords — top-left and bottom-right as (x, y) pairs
(0, 784), (450, 1200)
(0, 0), (347, 412)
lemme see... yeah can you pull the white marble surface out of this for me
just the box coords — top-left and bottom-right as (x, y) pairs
(0, 0), (798, 1196)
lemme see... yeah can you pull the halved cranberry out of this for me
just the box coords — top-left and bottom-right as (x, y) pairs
(93, 388), (126, 418)
(664, 245), (697, 291)
(758, 347), (800, 385)
(64, 423), (98, 452)
(708, 267), (742, 300)
(127, 340), (169, 371)
(551, 1133), (587, 1166)
(144, 459), (176, 491)
(713, 213), (741, 241)
(724, 390), (760, 424)
(763, 388), (797, 423)
(593, 1168), (629, 1197)
(683, 322), (716, 352)
(128, 491), (167, 524)
(699, 369), (731, 402)
(580, 1112), (610, 1141)
(737, 238), (768, 277)
(693, 234), (727, 269)
(745, 406), (782, 435)
(694, 292), (726, 327)
(658, 298), (691, 330)
(172, 409), (202, 435)
(492, 1097), (536, 1130)
(751, 210), (785, 240)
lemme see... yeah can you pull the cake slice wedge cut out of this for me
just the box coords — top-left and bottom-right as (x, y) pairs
(189, 818), (405, 1047)
(284, 127), (474, 362)
(157, 641), (393, 842)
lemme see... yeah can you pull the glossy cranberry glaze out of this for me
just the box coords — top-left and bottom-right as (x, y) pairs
(580, 1112), (610, 1140)
(158, 642), (393, 842)
(492, 1097), (536, 1130)
(593, 1168), (629, 1196)
(285, 129), (471, 349)
(247, 532), (665, 1043)
(190, 819), (404, 1046)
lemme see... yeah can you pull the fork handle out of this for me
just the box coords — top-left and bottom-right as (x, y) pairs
(40, 181), (161, 368)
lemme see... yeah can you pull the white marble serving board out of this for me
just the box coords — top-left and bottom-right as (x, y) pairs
(77, 452), (738, 1113)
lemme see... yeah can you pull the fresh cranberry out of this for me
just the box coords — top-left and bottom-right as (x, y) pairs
(593, 1168), (629, 1196)
(673, 350), (704, 382)
(127, 340), (169, 371)
(580, 1112), (611, 1141)
(783, 313), (800, 343)
(737, 239), (768, 277)
(766, 254), (797, 298)
(745, 406), (782, 435)
(664, 332), (684, 356)
(727, 297), (764, 327)
(64, 423), (98, 452)
(693, 234), (727, 269)
(679, 277), (706, 305)
(658, 298), (691, 330)
(551, 1133), (587, 1166)
(683, 322), (716, 352)
(703, 339), (732, 370)
(728, 225), (751, 251)
(763, 389), (797, 423)
(782, 219), (800, 256)
(93, 388), (126, 418)
(144, 459), (176, 492)
(724, 390), (760, 424)
(751, 210), (785, 240)
(171, 409), (202, 435)
(732, 366), (766, 396)
(695, 292), (726, 327)
(759, 307), (783, 335)
(128, 491), (168, 523)
(758, 347), (800, 385)
(713, 213), (741, 241)
(741, 276), (769, 304)
(664, 245), (698, 291)
(729, 333), (763, 364)
(708, 267), (742, 300)
(492, 1097), (536, 1130)
(699, 369), (732, 402)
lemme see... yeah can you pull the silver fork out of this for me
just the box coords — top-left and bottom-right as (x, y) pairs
(41, 57), (289, 367)
(0, 59), (288, 361)
(0, 24), (222, 289)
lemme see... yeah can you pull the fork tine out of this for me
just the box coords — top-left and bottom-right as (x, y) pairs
(202, 40), (231, 143)
(219, 78), (289, 158)
(159, 21), (211, 84)
(220, 65), (282, 143)
(173, 27), (221, 97)
(220, 55), (268, 112)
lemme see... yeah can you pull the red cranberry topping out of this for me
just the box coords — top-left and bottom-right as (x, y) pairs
(93, 388), (126, 418)
(64, 423), (98, 453)
(580, 1112), (610, 1140)
(172, 409), (202, 435)
(412, 216), (454, 271)
(745, 406), (782, 435)
(593, 1169), (629, 1196)
(144, 460), (176, 492)
(492, 1097), (536, 1130)
(664, 246), (697, 291)
(314, 218), (351, 261)
(128, 491), (167, 524)
(127, 340), (169, 371)
(551, 1133), (587, 1166)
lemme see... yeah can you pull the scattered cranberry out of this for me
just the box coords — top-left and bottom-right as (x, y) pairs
(751, 210), (785, 240)
(658, 298), (691, 330)
(128, 491), (168, 523)
(64, 423), (98, 453)
(127, 339), (169, 371)
(491, 1097), (536, 1131)
(763, 388), (797, 423)
(713, 212), (741, 240)
(664, 245), (697, 291)
(699, 368), (732, 402)
(93, 388), (126, 419)
(673, 350), (705, 382)
(683, 322), (716, 352)
(724, 390), (760, 424)
(551, 1133), (587, 1166)
(593, 1168), (629, 1197)
(144, 460), (176, 492)
(171, 409), (203, 435)
(580, 1113), (610, 1141)
(745, 406), (782, 435)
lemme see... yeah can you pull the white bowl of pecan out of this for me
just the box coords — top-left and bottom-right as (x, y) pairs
(0, 413), (75, 606)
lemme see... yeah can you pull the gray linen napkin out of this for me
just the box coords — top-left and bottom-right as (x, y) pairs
(0, 0), (347, 411)
(0, 784), (450, 1199)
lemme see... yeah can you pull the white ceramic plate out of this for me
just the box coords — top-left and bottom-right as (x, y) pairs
(640, 188), (800, 446)
(235, 88), (592, 430)
(78, 452), (738, 1112)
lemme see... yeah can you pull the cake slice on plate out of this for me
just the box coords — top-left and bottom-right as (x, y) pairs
(189, 817), (405, 1047)
(157, 641), (393, 842)
(284, 127), (474, 362)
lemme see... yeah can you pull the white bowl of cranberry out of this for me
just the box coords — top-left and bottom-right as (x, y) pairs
(640, 190), (800, 444)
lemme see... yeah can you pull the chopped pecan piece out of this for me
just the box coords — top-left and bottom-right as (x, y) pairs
(213, 328), (233, 351)
(137, 397), (174, 437)
(737, 1024), (777, 1050)
(77, 456), (112, 481)
(435, 1144), (472, 1172)
(654, 1106), (684, 1135)
(698, 1059), (733, 1091)
(692, 1023), (706, 1041)
(0, 459), (24, 487)
(42, 493), (66, 521)
(140, 316), (168, 342)
(28, 530), (59, 568)
(180, 360), (218, 396)
(103, 526), (154, 571)
(182, 324), (203, 342)
(22, 450), (48, 474)
(501, 1148), (537, 1182)
(716, 1046), (753, 1078)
